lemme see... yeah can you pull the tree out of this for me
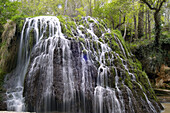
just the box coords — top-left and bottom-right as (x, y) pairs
(141, 0), (167, 45)
(147, 10), (151, 39)
(138, 1), (144, 39)
(133, 0), (138, 40)
(93, 0), (132, 29)
(63, 0), (68, 15)
(0, 0), (21, 41)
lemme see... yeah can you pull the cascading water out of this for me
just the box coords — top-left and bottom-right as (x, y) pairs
(4, 16), (162, 113)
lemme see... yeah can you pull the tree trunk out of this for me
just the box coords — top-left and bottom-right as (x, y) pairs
(89, 0), (92, 16)
(154, 11), (161, 45)
(94, 0), (97, 8)
(119, 15), (121, 30)
(130, 24), (133, 42)
(148, 10), (151, 39)
(145, 9), (148, 39)
(63, 0), (68, 15)
(138, 1), (144, 39)
(141, 0), (166, 46)
(133, 0), (138, 40)
(111, 16), (115, 29)
(134, 15), (138, 40)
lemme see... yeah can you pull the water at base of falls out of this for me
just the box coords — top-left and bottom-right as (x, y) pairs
(6, 86), (25, 111)
(4, 16), (160, 113)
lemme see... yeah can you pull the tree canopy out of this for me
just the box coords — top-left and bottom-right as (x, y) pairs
(0, 0), (169, 44)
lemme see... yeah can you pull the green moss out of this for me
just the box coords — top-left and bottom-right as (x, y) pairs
(111, 38), (119, 51)
(79, 37), (85, 44)
(57, 15), (75, 37)
(87, 18), (94, 23)
(105, 52), (108, 59)
(110, 67), (115, 77)
(98, 19), (107, 28)
(96, 61), (101, 68)
(125, 79), (133, 89)
(99, 24), (106, 33)
(0, 41), (6, 48)
(112, 30), (130, 58)
(119, 77), (123, 82)
(67, 21), (76, 30)
(99, 38), (104, 43)
(93, 41), (98, 51)
(105, 33), (111, 36)
(93, 23), (102, 37)
(104, 36), (109, 44)
(98, 42), (102, 52)
(136, 59), (142, 70)
(78, 20), (84, 25)
(57, 15), (66, 24)
(29, 28), (34, 51)
(66, 30), (73, 37)
(83, 49), (87, 55)
(106, 59), (110, 66)
(119, 52), (126, 60)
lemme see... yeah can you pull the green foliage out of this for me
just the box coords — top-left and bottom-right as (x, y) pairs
(20, 0), (64, 16)
(127, 37), (155, 52)
(0, 0), (21, 41)
(0, 0), (21, 24)
(161, 30), (170, 39)
(136, 59), (142, 70)
(76, 7), (86, 18)
(11, 14), (27, 32)
(93, 0), (133, 29)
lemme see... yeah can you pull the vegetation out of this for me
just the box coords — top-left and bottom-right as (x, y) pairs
(0, 0), (169, 43)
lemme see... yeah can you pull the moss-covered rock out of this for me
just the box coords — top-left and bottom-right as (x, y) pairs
(0, 20), (20, 110)
(0, 20), (19, 72)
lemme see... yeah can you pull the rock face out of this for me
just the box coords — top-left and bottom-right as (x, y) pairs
(0, 21), (19, 73)
(4, 16), (163, 113)
(0, 20), (20, 110)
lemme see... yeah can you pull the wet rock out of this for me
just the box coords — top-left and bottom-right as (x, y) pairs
(0, 20), (20, 110)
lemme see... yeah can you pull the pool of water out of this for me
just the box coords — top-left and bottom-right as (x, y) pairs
(162, 103), (170, 113)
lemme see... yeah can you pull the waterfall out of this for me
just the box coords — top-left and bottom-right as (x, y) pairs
(5, 16), (60, 111)
(4, 16), (161, 113)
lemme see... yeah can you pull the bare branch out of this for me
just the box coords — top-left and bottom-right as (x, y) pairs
(141, 0), (157, 10)
(115, 14), (126, 29)
(142, 0), (166, 11)
(158, 0), (166, 11)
